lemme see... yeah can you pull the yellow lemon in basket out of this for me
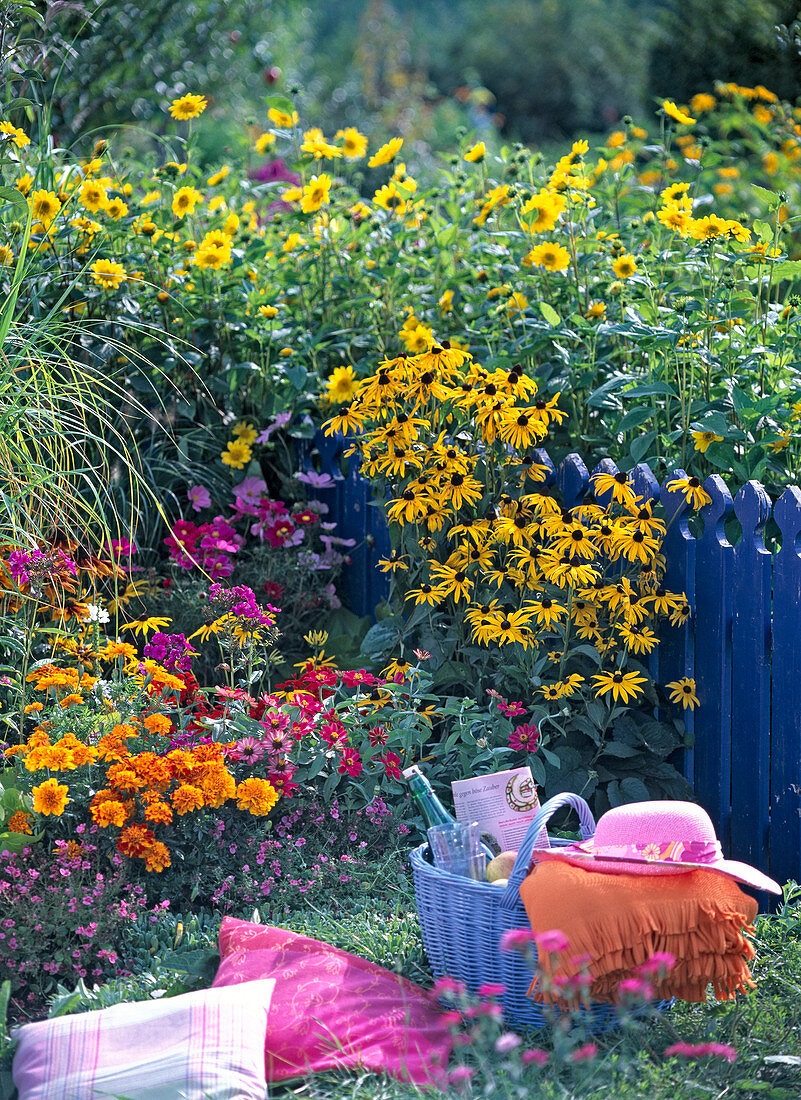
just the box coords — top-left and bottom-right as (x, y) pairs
(486, 851), (517, 882)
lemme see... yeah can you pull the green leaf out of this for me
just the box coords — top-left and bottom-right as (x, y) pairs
(626, 382), (679, 398)
(618, 406), (653, 432)
(752, 184), (781, 209)
(539, 302), (561, 327)
(630, 429), (656, 463)
(620, 776), (651, 802)
(262, 95), (296, 115)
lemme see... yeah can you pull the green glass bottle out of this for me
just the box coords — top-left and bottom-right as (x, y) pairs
(403, 764), (456, 829)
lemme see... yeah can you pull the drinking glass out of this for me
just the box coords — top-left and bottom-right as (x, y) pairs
(427, 820), (486, 880)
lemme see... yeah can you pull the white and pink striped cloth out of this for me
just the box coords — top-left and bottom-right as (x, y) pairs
(12, 979), (275, 1100)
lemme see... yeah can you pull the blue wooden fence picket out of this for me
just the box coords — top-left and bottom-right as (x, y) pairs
(298, 433), (801, 887)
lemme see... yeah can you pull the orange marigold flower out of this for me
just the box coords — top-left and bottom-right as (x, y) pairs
(111, 723), (138, 739)
(171, 783), (205, 815)
(7, 810), (33, 834)
(144, 800), (173, 825)
(23, 702), (43, 714)
(143, 713), (172, 735)
(199, 766), (236, 808)
(107, 763), (146, 792)
(91, 799), (128, 827)
(32, 778), (70, 816)
(236, 777), (279, 816)
(144, 841), (171, 873)
(117, 824), (157, 859)
(96, 736), (130, 763)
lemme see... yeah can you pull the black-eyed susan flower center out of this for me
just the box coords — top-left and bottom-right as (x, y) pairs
(615, 472), (628, 483)
(451, 473), (464, 486)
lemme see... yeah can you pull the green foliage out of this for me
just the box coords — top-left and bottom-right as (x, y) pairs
(438, 0), (657, 142)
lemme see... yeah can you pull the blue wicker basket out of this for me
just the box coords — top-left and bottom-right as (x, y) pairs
(410, 791), (669, 1031)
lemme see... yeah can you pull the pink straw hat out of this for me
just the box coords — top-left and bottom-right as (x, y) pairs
(534, 800), (781, 894)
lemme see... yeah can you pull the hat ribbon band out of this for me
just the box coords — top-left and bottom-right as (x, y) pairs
(576, 839), (723, 864)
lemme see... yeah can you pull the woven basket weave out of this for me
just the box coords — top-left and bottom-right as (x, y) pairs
(410, 791), (669, 1030)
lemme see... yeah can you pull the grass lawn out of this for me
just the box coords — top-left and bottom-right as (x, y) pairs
(35, 854), (801, 1100)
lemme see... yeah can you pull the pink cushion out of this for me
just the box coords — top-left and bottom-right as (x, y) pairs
(212, 917), (452, 1084)
(12, 979), (275, 1100)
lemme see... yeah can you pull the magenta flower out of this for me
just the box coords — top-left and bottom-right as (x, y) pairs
(232, 737), (265, 764)
(617, 976), (654, 1000)
(499, 928), (536, 953)
(187, 485), (211, 512)
(337, 747), (363, 778)
(637, 951), (676, 976)
(522, 1048), (549, 1066)
(477, 982), (506, 998)
(571, 1043), (598, 1063)
(664, 1042), (737, 1063)
(509, 723), (539, 752)
(498, 699), (526, 717)
(534, 929), (569, 953)
(431, 976), (466, 998)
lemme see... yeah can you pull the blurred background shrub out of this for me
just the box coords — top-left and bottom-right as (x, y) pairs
(17, 0), (801, 156)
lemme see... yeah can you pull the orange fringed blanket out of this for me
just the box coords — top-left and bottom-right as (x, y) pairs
(519, 861), (758, 1005)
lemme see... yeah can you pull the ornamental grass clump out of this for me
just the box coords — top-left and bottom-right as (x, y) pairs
(325, 343), (702, 809)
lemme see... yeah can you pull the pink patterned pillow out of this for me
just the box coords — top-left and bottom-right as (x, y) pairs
(12, 979), (275, 1100)
(213, 917), (452, 1084)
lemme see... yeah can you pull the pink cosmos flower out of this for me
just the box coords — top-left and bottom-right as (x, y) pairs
(499, 700), (526, 717)
(295, 469), (335, 489)
(231, 477), (268, 517)
(187, 485), (211, 512)
(509, 723), (539, 752)
(495, 1032), (521, 1054)
(256, 411), (292, 443)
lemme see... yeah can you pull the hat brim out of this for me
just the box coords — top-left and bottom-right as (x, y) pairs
(534, 847), (782, 894)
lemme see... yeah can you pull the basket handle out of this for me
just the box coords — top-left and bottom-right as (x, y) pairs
(498, 792), (596, 912)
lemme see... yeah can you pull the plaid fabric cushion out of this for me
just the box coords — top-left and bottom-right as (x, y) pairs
(12, 978), (275, 1100)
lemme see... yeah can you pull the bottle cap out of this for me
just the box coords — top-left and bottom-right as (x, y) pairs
(402, 764), (423, 779)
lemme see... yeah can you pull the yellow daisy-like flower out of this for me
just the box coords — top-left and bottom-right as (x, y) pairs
(692, 430), (723, 453)
(300, 173), (332, 214)
(611, 253), (638, 279)
(232, 420), (258, 445)
(169, 93), (208, 120)
(335, 126), (368, 158)
(0, 121), (29, 148)
(104, 196), (129, 219)
(90, 258), (127, 290)
(592, 669), (648, 705)
(29, 189), (61, 226)
(120, 615), (172, 638)
(172, 186), (203, 219)
(665, 677), (699, 710)
(267, 107), (299, 128)
(79, 179), (108, 212)
(523, 241), (571, 272)
(254, 132), (276, 154)
(0, 244), (14, 266)
(464, 141), (486, 162)
(221, 438), (252, 469)
(665, 475), (712, 510)
(368, 137), (403, 168)
(326, 365), (359, 404)
(662, 100), (696, 126)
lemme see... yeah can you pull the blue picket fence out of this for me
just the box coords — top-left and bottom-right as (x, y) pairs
(298, 432), (801, 889)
